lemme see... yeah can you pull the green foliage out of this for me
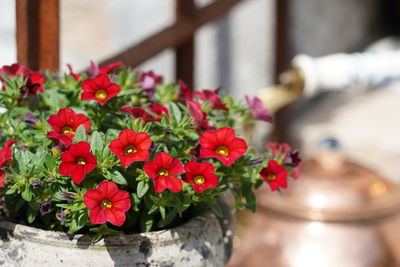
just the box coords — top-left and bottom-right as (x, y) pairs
(0, 64), (296, 239)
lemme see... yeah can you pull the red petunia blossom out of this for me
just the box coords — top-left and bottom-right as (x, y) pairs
(87, 61), (123, 78)
(120, 106), (158, 123)
(0, 139), (16, 168)
(67, 64), (81, 81)
(46, 132), (73, 150)
(183, 161), (218, 193)
(19, 72), (45, 97)
(0, 139), (16, 187)
(178, 80), (193, 102)
(0, 64), (31, 90)
(99, 62), (123, 74)
(109, 129), (152, 167)
(47, 108), (90, 143)
(187, 100), (215, 130)
(59, 142), (97, 184)
(120, 104), (169, 123)
(194, 88), (228, 111)
(0, 170), (6, 187)
(148, 103), (169, 118)
(84, 181), (131, 226)
(267, 142), (292, 157)
(260, 159), (288, 191)
(267, 142), (301, 179)
(81, 73), (121, 104)
(199, 127), (247, 166)
(0, 63), (31, 78)
(143, 152), (183, 193)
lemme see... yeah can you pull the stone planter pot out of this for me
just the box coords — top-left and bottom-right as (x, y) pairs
(0, 209), (234, 267)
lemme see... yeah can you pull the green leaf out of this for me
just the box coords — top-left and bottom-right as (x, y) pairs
(21, 186), (33, 201)
(159, 206), (166, 219)
(27, 208), (38, 224)
(139, 214), (154, 232)
(90, 131), (103, 158)
(44, 154), (56, 170)
(105, 170), (127, 185)
(137, 181), (149, 198)
(243, 184), (257, 212)
(168, 102), (182, 123)
(157, 209), (178, 228)
(68, 210), (89, 233)
(148, 204), (158, 215)
(74, 125), (87, 142)
(209, 200), (223, 217)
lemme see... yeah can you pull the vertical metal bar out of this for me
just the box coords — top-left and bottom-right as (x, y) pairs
(175, 0), (196, 89)
(16, 0), (60, 71)
(271, 0), (292, 142)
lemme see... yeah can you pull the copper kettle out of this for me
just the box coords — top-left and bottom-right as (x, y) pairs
(228, 149), (400, 267)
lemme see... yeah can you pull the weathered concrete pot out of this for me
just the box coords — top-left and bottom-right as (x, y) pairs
(0, 211), (233, 267)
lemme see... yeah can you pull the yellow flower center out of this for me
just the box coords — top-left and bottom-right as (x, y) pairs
(61, 125), (74, 134)
(100, 199), (112, 208)
(194, 175), (205, 185)
(157, 168), (169, 176)
(268, 174), (276, 181)
(95, 89), (107, 100)
(215, 145), (229, 157)
(77, 158), (86, 165)
(124, 144), (137, 155)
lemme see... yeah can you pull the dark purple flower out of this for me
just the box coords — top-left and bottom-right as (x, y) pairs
(245, 95), (273, 123)
(30, 178), (41, 188)
(249, 157), (264, 166)
(39, 199), (53, 216)
(24, 112), (39, 125)
(286, 150), (301, 167)
(60, 192), (76, 201)
(56, 210), (66, 225)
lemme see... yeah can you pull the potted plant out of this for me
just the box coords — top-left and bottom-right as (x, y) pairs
(0, 62), (300, 266)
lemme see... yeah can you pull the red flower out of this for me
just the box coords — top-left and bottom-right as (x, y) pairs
(0, 139), (16, 187)
(267, 142), (292, 157)
(187, 100), (214, 130)
(81, 73), (121, 104)
(109, 129), (152, 167)
(199, 127), (247, 166)
(19, 72), (45, 97)
(48, 108), (90, 134)
(143, 152), (183, 192)
(0, 64), (31, 90)
(0, 139), (16, 168)
(120, 104), (169, 123)
(148, 103), (169, 118)
(87, 61), (123, 78)
(67, 64), (81, 81)
(46, 132), (73, 149)
(99, 62), (123, 74)
(84, 181), (131, 226)
(194, 88), (228, 111)
(183, 161), (218, 193)
(260, 159), (288, 191)
(0, 170), (6, 187)
(178, 80), (192, 102)
(59, 142), (97, 184)
(0, 63), (31, 77)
